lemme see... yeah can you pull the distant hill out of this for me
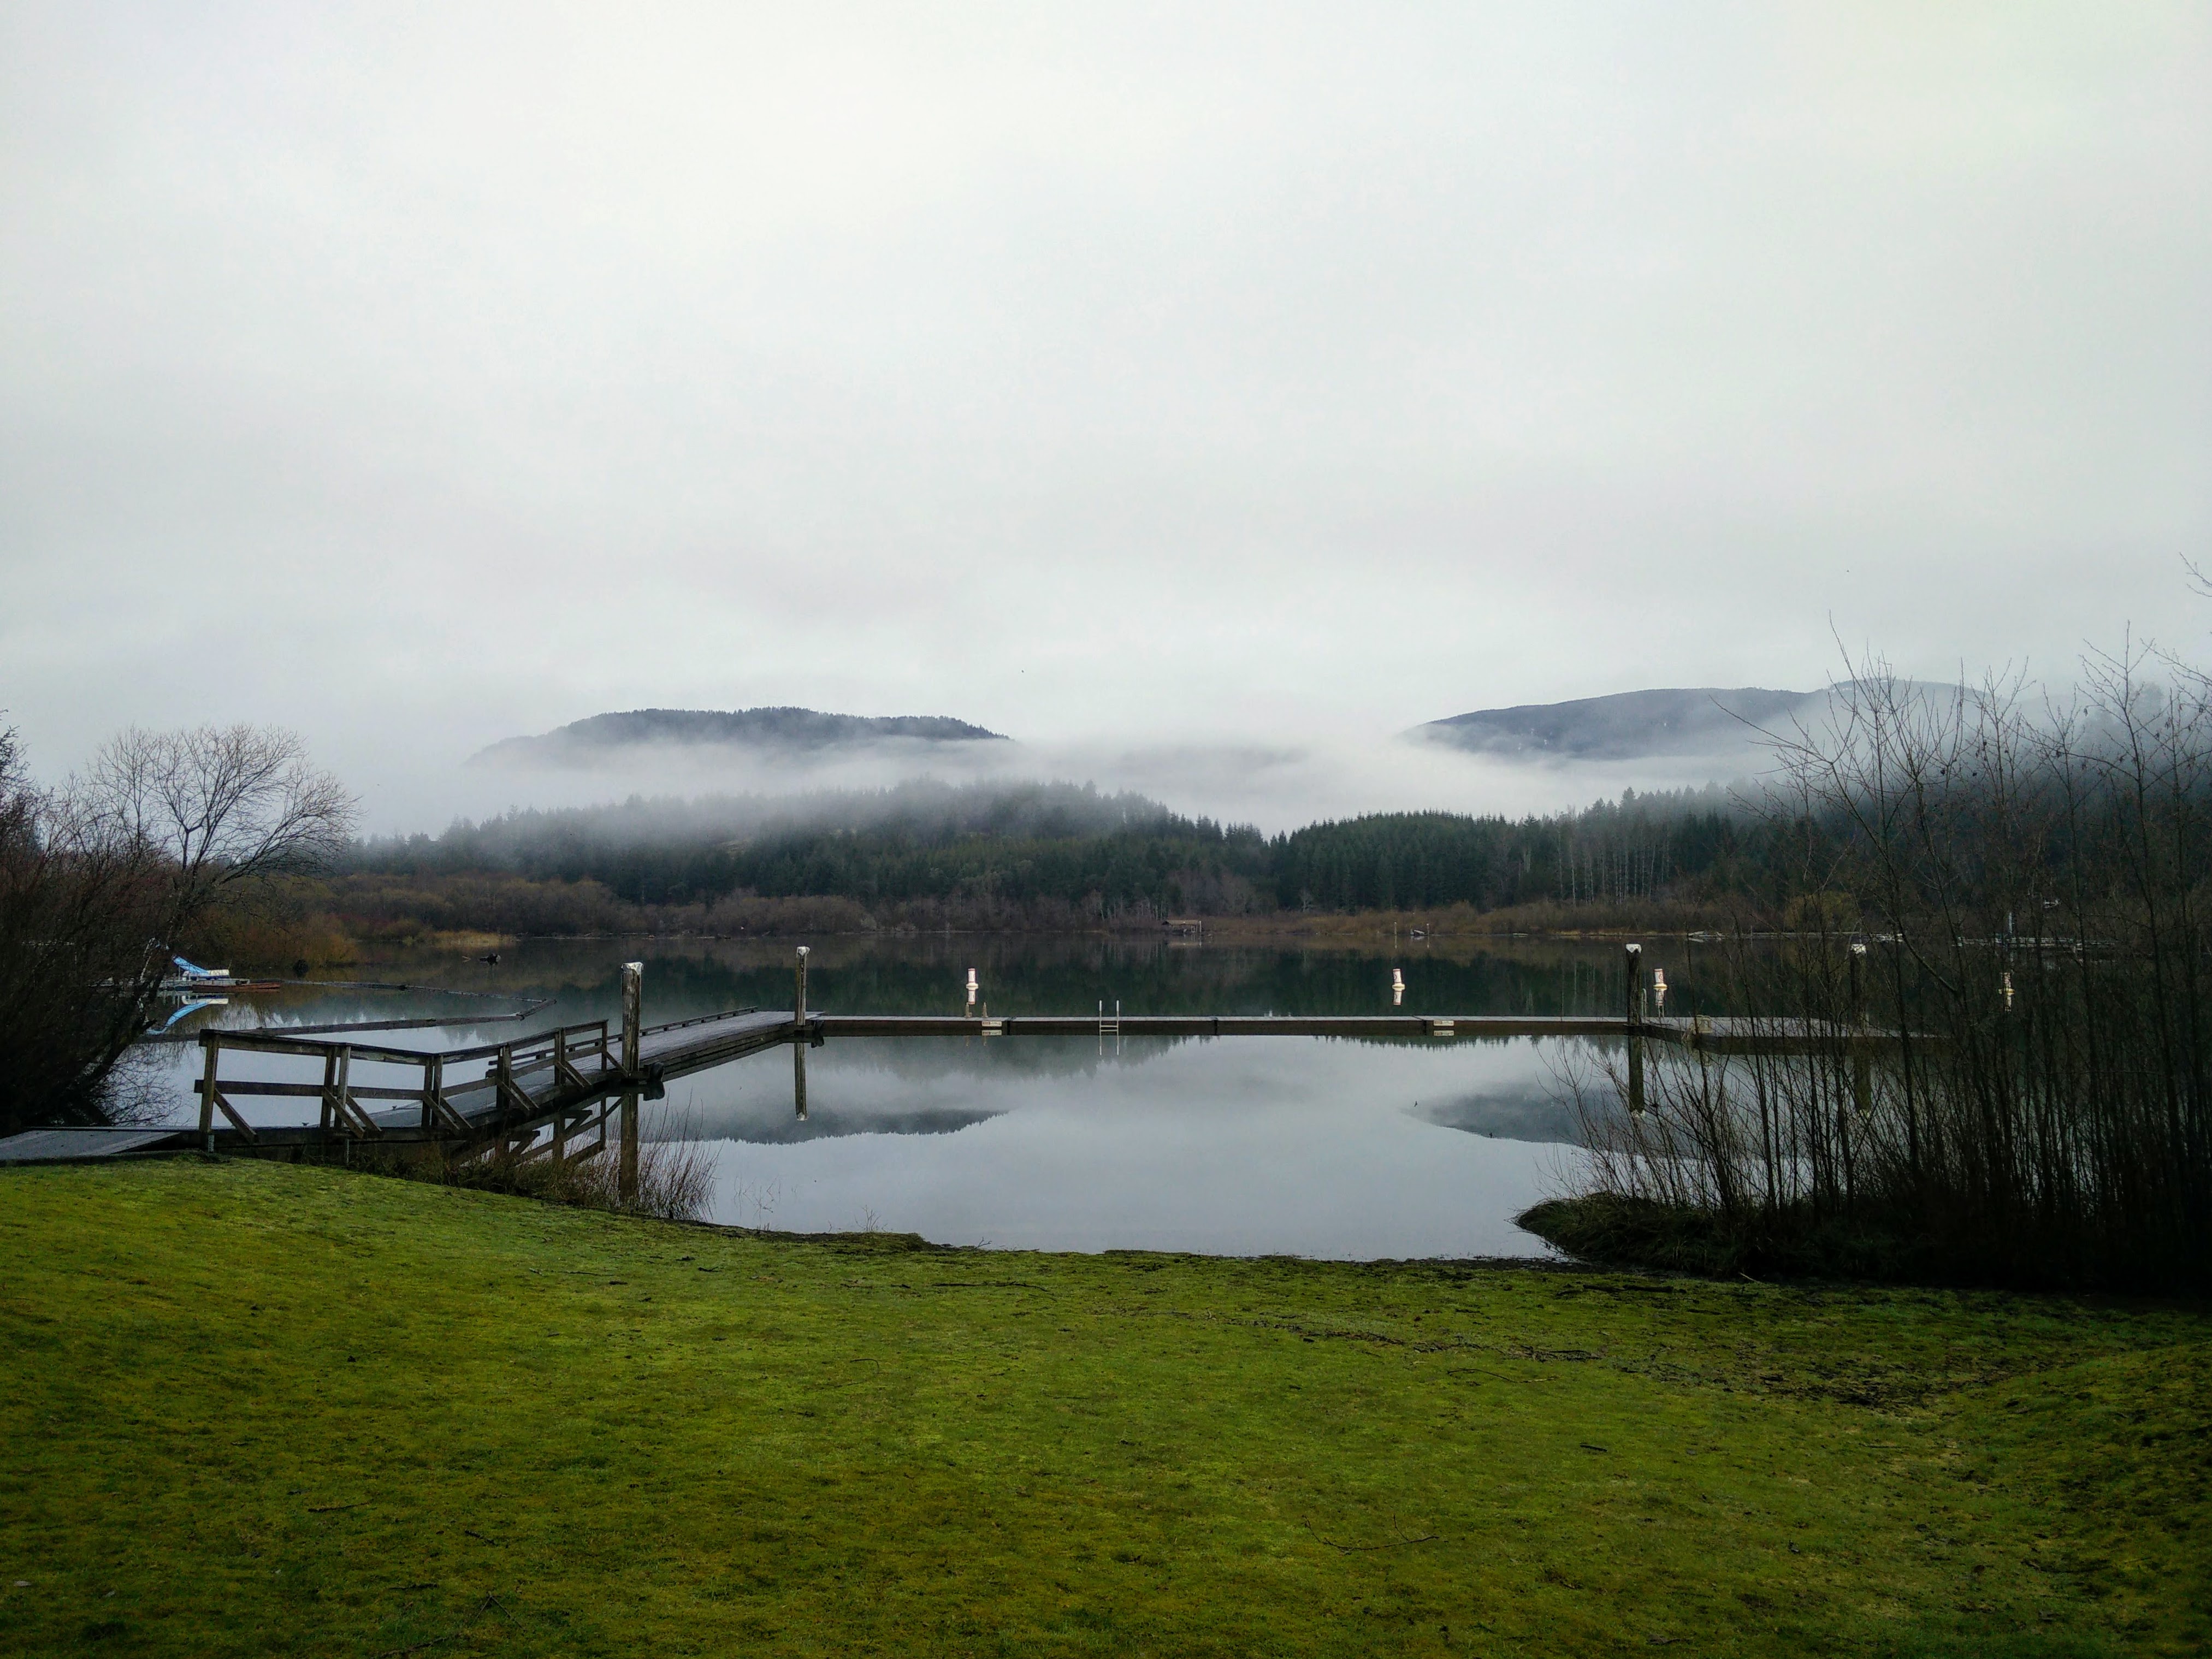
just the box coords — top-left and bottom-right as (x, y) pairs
(470, 707), (1009, 767)
(1415, 687), (1820, 761)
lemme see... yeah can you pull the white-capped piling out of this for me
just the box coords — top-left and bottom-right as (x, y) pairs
(619, 959), (642, 1201)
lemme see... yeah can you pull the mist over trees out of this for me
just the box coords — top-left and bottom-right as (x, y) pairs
(349, 780), (1268, 927)
(469, 706), (1009, 768)
(332, 663), (2212, 959)
(337, 777), (1766, 933)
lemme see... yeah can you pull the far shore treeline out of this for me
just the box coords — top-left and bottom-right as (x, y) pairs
(305, 780), (1771, 947)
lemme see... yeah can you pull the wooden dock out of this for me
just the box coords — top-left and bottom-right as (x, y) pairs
(2, 1015), (1887, 1169)
(813, 1012), (1834, 1054)
(2, 946), (1898, 1168)
(180, 1005), (799, 1158)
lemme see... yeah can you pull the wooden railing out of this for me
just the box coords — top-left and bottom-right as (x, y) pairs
(194, 1021), (617, 1143)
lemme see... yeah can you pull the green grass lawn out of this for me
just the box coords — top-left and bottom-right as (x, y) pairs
(2, 1160), (2206, 1657)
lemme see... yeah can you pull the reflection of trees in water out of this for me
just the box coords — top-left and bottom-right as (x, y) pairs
(1406, 1085), (1582, 1145)
(807, 1032), (1566, 1085)
(660, 1106), (1002, 1146)
(431, 934), (1756, 1025)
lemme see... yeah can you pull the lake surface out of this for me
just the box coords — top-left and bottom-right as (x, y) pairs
(143, 933), (1727, 1258)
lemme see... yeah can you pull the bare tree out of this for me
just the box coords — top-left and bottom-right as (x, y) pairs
(0, 724), (357, 1134)
(73, 724), (355, 924)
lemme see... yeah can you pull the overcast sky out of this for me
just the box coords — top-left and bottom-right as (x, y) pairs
(4, 3), (2209, 829)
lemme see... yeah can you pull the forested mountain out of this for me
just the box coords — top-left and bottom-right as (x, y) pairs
(470, 706), (1008, 767)
(348, 780), (1764, 925)
(1416, 688), (1816, 760)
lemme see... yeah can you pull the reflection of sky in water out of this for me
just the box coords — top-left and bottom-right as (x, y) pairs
(655, 1035), (1581, 1260)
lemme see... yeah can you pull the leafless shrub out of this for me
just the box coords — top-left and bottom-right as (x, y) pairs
(429, 1125), (715, 1223)
(1547, 648), (2212, 1289)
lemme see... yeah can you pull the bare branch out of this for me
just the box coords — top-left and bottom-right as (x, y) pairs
(78, 724), (358, 903)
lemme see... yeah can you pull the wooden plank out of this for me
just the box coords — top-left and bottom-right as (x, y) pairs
(641, 1008), (758, 1038)
(419, 1053), (441, 1133)
(437, 1021), (609, 1064)
(209, 1089), (260, 1141)
(336, 1091), (381, 1139)
(494, 1045), (536, 1119)
(0, 1128), (193, 1163)
(318, 1045), (382, 1139)
(196, 1080), (433, 1100)
(428, 1090), (474, 1136)
(198, 1037), (221, 1141)
(213, 1032), (445, 1065)
(554, 1027), (588, 1093)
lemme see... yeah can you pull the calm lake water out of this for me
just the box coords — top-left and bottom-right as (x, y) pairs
(144, 933), (1729, 1259)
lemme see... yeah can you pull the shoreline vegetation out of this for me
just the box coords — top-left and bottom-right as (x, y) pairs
(1528, 660), (2212, 1297)
(5, 1158), (2206, 1657)
(224, 898), (1750, 971)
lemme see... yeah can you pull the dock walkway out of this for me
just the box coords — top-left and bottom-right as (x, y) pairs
(0, 998), (1897, 1169)
(171, 1006), (797, 1157)
(816, 1012), (1836, 1053)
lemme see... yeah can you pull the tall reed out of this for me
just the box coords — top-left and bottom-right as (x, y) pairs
(423, 1128), (715, 1223)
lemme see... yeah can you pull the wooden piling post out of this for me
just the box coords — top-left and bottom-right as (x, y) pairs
(1624, 942), (1645, 1114)
(198, 1034), (221, 1151)
(1850, 941), (1872, 1118)
(332, 1046), (353, 1137)
(794, 945), (812, 1119)
(619, 961), (642, 1204)
(420, 1053), (442, 1132)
